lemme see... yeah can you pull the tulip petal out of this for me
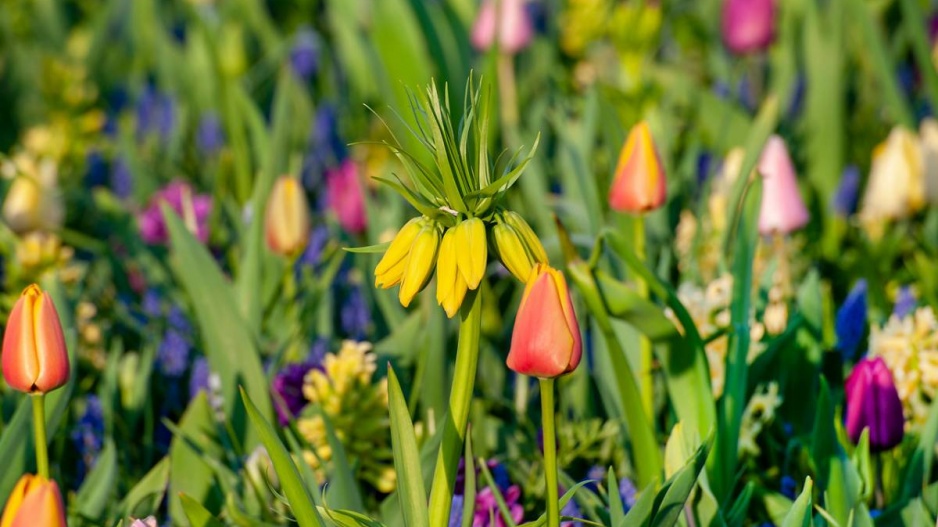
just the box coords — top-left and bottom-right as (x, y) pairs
(10, 478), (66, 527)
(507, 269), (575, 378)
(436, 229), (458, 305)
(32, 292), (69, 393)
(2, 287), (40, 392)
(0, 475), (36, 527)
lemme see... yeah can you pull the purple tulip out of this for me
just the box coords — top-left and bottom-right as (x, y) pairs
(721, 0), (776, 55)
(845, 357), (905, 452)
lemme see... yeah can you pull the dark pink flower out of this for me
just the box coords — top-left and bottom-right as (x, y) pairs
(137, 181), (212, 245)
(721, 0), (775, 55)
(326, 160), (367, 234)
(845, 357), (905, 452)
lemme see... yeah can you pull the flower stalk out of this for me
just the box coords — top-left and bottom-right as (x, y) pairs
(32, 394), (49, 479)
(427, 288), (483, 525)
(540, 378), (560, 527)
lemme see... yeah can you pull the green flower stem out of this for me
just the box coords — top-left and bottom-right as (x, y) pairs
(32, 394), (49, 479)
(631, 214), (655, 421)
(540, 378), (560, 527)
(427, 289), (483, 526)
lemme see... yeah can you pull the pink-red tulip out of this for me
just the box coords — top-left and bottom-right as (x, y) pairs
(0, 474), (67, 527)
(265, 176), (311, 257)
(507, 264), (582, 378)
(845, 357), (905, 452)
(721, 0), (776, 55)
(1, 285), (69, 394)
(757, 135), (809, 235)
(326, 160), (368, 234)
(471, 0), (534, 54)
(608, 121), (667, 213)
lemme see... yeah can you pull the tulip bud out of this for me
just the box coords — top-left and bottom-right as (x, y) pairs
(507, 264), (582, 378)
(608, 121), (667, 213)
(436, 228), (469, 318)
(721, 0), (776, 55)
(375, 217), (425, 289)
(845, 357), (905, 452)
(757, 135), (809, 236)
(399, 222), (441, 308)
(860, 127), (924, 237)
(265, 176), (311, 257)
(326, 160), (368, 235)
(1, 285), (69, 394)
(454, 218), (487, 290)
(471, 0), (534, 55)
(0, 474), (67, 527)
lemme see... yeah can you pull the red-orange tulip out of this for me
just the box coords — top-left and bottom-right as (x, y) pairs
(507, 264), (582, 378)
(609, 121), (667, 213)
(1, 284), (69, 394)
(0, 474), (67, 527)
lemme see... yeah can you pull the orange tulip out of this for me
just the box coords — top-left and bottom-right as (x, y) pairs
(1, 285), (69, 394)
(507, 264), (582, 378)
(0, 474), (67, 527)
(265, 176), (311, 257)
(608, 121), (667, 213)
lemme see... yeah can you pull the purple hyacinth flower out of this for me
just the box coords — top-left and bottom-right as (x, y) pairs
(71, 395), (105, 483)
(196, 112), (225, 154)
(835, 280), (867, 361)
(136, 86), (177, 142)
(619, 478), (638, 509)
(560, 492), (583, 527)
(289, 29), (321, 81)
(832, 165), (861, 217)
(894, 287), (916, 319)
(272, 363), (315, 425)
(158, 329), (191, 378)
(448, 494), (465, 527)
(340, 286), (371, 339)
(189, 357), (211, 399)
(845, 357), (905, 452)
(112, 155), (134, 199)
(85, 150), (109, 187)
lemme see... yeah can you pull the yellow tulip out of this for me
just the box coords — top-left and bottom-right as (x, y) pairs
(264, 176), (311, 257)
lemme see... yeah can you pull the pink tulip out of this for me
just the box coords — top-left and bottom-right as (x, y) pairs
(137, 181), (212, 245)
(757, 135), (809, 235)
(326, 160), (368, 235)
(721, 0), (776, 55)
(471, 0), (534, 54)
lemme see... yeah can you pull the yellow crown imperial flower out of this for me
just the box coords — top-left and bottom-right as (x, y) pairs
(375, 217), (425, 289)
(436, 227), (469, 318)
(398, 221), (442, 307)
(491, 211), (549, 282)
(454, 217), (487, 290)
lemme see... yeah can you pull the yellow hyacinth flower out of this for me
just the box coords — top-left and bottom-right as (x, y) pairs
(454, 217), (487, 290)
(399, 222), (441, 307)
(436, 228), (469, 318)
(375, 217), (424, 288)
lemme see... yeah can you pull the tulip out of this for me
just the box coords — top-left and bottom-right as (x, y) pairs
(0, 474), (67, 527)
(608, 121), (667, 213)
(721, 0), (776, 55)
(491, 212), (548, 283)
(859, 127), (924, 237)
(845, 357), (905, 452)
(1, 285), (69, 394)
(325, 160), (368, 235)
(129, 518), (158, 527)
(920, 118), (938, 205)
(137, 180), (212, 245)
(471, 0), (534, 55)
(436, 227), (469, 318)
(757, 135), (809, 236)
(265, 176), (311, 257)
(835, 280), (867, 361)
(375, 217), (424, 289)
(507, 264), (582, 378)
